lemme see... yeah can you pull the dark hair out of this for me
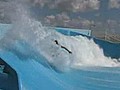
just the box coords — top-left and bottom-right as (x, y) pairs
(54, 40), (59, 45)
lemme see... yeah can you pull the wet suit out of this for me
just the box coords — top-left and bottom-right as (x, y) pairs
(54, 40), (72, 54)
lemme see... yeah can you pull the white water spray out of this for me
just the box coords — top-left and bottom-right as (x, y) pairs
(0, 1), (119, 71)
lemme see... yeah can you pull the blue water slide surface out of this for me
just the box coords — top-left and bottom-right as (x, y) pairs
(0, 26), (120, 90)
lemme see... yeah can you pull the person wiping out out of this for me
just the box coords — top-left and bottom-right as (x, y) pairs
(54, 40), (72, 54)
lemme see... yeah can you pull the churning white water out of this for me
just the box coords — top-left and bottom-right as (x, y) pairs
(0, 1), (119, 71)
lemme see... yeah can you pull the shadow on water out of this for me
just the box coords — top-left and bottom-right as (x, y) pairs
(0, 58), (19, 90)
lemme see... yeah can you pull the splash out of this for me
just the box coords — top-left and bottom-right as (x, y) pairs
(0, 1), (119, 72)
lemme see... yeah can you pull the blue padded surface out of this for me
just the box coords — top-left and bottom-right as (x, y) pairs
(0, 26), (120, 90)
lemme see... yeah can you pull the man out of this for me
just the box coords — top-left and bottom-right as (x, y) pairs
(54, 40), (72, 54)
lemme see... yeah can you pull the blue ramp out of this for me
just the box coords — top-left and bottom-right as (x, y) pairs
(0, 27), (120, 90)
